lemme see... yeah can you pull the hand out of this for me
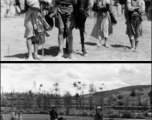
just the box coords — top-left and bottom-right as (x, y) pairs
(133, 7), (140, 10)
(138, 8), (143, 13)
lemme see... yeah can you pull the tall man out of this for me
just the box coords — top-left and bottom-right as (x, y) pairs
(75, 0), (90, 56)
(55, 0), (77, 59)
(50, 106), (58, 120)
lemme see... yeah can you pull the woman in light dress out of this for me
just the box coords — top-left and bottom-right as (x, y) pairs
(91, 0), (113, 48)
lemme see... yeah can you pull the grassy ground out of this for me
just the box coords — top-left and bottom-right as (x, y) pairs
(2, 114), (150, 120)
(1, 13), (151, 61)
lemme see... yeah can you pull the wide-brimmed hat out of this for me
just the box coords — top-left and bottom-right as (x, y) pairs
(96, 106), (102, 110)
(51, 105), (55, 109)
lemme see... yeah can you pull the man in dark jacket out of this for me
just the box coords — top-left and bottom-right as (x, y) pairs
(50, 106), (58, 120)
(94, 106), (103, 120)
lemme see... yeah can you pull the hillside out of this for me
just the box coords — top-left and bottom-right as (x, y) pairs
(84, 85), (151, 100)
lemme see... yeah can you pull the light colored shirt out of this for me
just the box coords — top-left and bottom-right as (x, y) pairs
(26, 0), (40, 9)
(126, 0), (145, 13)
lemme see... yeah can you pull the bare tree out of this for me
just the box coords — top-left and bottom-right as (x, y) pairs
(75, 93), (79, 109)
(53, 83), (60, 107)
(148, 90), (152, 106)
(136, 89), (143, 106)
(63, 91), (72, 115)
(37, 84), (43, 109)
(82, 83), (87, 110)
(130, 90), (136, 112)
(117, 94), (123, 118)
(89, 84), (96, 110)
(73, 82), (79, 109)
(98, 84), (104, 107)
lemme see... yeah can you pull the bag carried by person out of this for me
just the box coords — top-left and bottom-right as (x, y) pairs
(92, 2), (100, 12)
(15, 0), (28, 14)
(109, 12), (117, 24)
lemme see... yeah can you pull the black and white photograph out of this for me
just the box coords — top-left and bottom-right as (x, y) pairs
(1, 0), (151, 61)
(1, 63), (151, 120)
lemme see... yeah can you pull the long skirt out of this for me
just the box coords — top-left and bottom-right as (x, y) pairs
(91, 12), (113, 40)
(24, 9), (50, 44)
(126, 19), (142, 38)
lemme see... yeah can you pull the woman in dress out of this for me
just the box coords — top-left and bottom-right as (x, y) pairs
(22, 0), (51, 60)
(91, 0), (113, 48)
(125, 0), (145, 52)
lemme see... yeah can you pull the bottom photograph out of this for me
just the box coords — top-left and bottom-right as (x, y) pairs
(1, 63), (151, 120)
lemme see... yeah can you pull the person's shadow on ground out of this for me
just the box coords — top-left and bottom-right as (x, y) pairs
(4, 46), (59, 59)
(84, 42), (97, 46)
(111, 44), (130, 50)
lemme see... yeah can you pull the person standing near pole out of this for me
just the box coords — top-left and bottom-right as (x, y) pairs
(23, 0), (51, 60)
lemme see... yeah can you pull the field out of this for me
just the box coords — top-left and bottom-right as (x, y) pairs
(2, 114), (150, 120)
(1, 8), (151, 61)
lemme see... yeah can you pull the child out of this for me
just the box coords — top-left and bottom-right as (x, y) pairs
(125, 0), (145, 52)
(16, 113), (23, 120)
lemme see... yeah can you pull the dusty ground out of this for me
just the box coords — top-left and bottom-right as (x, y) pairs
(1, 14), (151, 61)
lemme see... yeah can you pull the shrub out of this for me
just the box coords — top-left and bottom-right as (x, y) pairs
(89, 113), (94, 117)
(59, 112), (64, 115)
(80, 111), (88, 117)
(108, 113), (119, 118)
(143, 112), (149, 117)
(121, 111), (133, 118)
(135, 114), (145, 119)
(70, 113), (75, 116)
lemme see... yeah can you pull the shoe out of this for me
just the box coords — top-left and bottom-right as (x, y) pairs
(26, 56), (34, 61)
(130, 47), (135, 52)
(69, 53), (77, 60)
(33, 54), (42, 60)
(63, 53), (69, 58)
(56, 51), (64, 58)
(104, 44), (111, 48)
(82, 51), (87, 57)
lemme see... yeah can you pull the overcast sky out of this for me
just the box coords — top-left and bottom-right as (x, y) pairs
(1, 64), (151, 95)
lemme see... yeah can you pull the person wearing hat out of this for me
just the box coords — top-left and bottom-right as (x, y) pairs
(49, 106), (58, 120)
(94, 106), (103, 120)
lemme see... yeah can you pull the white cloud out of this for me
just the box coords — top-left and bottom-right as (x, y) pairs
(1, 64), (151, 95)
(94, 78), (129, 92)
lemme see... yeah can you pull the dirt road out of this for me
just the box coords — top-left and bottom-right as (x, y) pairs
(1, 15), (151, 61)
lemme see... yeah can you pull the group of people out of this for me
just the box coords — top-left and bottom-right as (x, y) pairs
(14, 0), (145, 60)
(11, 112), (23, 120)
(0, 106), (104, 120)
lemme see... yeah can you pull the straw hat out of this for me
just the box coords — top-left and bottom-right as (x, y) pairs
(96, 106), (102, 110)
